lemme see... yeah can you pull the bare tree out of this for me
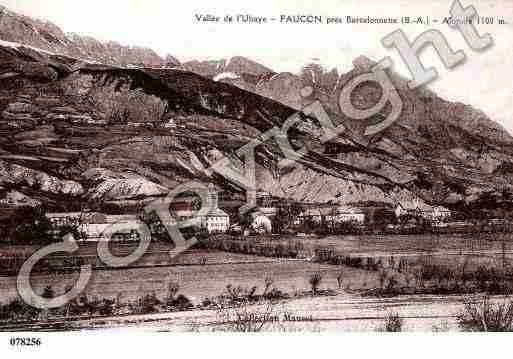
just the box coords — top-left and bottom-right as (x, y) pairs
(458, 296), (513, 332)
(336, 269), (344, 289)
(308, 272), (323, 294)
(213, 300), (277, 332)
(263, 276), (274, 296)
(377, 312), (404, 332)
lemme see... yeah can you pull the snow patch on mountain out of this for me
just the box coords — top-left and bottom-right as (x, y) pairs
(213, 72), (240, 82)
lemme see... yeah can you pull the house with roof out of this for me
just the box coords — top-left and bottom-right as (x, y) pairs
(47, 212), (148, 241)
(295, 205), (365, 227)
(82, 222), (144, 242)
(171, 184), (230, 233)
(202, 207), (231, 233)
(325, 205), (365, 224)
(46, 211), (107, 227)
(295, 208), (323, 226)
(395, 201), (451, 222)
(426, 206), (452, 221)
(163, 118), (176, 129)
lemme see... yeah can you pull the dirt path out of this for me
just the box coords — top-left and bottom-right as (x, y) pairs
(3, 292), (505, 332)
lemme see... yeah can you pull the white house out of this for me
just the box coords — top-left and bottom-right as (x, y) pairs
(296, 206), (365, 226)
(48, 212), (148, 241)
(47, 212), (107, 227)
(172, 184), (230, 233)
(325, 206), (365, 224)
(295, 208), (323, 225)
(163, 118), (176, 129)
(250, 211), (273, 234)
(428, 206), (452, 221)
(203, 208), (231, 233)
(395, 201), (451, 222)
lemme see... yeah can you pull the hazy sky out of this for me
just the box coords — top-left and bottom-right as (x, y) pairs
(2, 0), (513, 134)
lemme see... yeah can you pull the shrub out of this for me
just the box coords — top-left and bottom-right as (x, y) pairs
(137, 292), (161, 314)
(0, 298), (41, 322)
(262, 288), (288, 301)
(224, 285), (258, 304)
(457, 296), (513, 332)
(336, 269), (344, 289)
(169, 294), (193, 311)
(97, 299), (115, 316)
(347, 257), (363, 268)
(434, 266), (453, 290)
(213, 300), (277, 332)
(263, 276), (274, 295)
(42, 285), (55, 299)
(404, 273), (414, 289)
(386, 276), (399, 292)
(475, 265), (491, 291)
(166, 280), (180, 303)
(275, 243), (285, 257)
(9, 206), (54, 245)
(308, 272), (323, 294)
(379, 312), (403, 332)
(378, 270), (388, 290)
(398, 258), (408, 273)
(293, 240), (304, 255)
(366, 257), (377, 271)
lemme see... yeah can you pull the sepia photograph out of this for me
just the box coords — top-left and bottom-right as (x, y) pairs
(0, 0), (512, 356)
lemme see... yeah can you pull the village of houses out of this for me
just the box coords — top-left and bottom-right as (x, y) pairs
(22, 184), (510, 243)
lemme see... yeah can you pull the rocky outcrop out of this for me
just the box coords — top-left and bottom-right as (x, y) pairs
(83, 168), (169, 200)
(0, 159), (83, 196)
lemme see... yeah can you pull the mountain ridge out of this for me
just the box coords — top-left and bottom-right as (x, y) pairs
(0, 5), (179, 68)
(0, 5), (512, 216)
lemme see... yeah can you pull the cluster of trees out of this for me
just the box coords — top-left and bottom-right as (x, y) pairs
(138, 209), (173, 242)
(1, 205), (89, 245)
(297, 217), (362, 235)
(0, 205), (188, 246)
(272, 203), (303, 234)
(2, 206), (54, 245)
(0, 279), (193, 323)
(197, 237), (305, 259)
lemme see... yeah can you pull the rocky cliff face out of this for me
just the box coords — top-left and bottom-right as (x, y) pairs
(223, 56), (513, 209)
(181, 57), (275, 94)
(183, 56), (273, 78)
(0, 6), (512, 214)
(0, 5), (179, 68)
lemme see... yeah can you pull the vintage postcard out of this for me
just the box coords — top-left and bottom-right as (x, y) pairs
(0, 0), (512, 356)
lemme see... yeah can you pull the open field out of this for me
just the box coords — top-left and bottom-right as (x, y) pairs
(290, 233), (513, 270)
(304, 233), (513, 254)
(0, 242), (290, 275)
(2, 233), (513, 304)
(0, 251), (377, 306)
(0, 243), (279, 267)
(2, 233), (513, 331)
